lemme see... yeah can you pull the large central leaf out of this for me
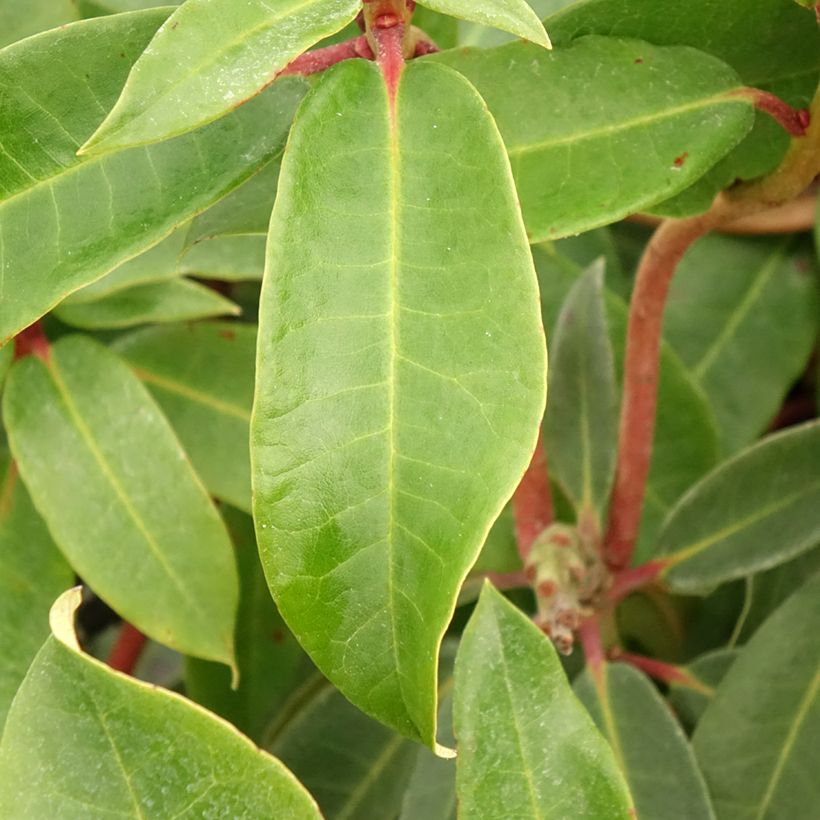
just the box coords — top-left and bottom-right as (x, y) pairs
(252, 59), (547, 747)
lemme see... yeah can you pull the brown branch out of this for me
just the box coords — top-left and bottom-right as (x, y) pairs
(512, 432), (555, 562)
(605, 86), (820, 571)
(107, 623), (147, 675)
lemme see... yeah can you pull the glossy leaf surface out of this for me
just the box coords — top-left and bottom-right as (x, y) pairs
(115, 322), (256, 512)
(454, 584), (633, 818)
(544, 262), (617, 520)
(0, 589), (321, 819)
(658, 422), (820, 592)
(0, 449), (73, 728)
(55, 279), (239, 329)
(0, 11), (305, 343)
(3, 337), (239, 666)
(437, 36), (754, 240)
(664, 235), (818, 453)
(693, 575), (820, 819)
(186, 508), (309, 743)
(253, 59), (546, 746)
(575, 663), (715, 819)
(417, 0), (550, 47)
(83, 0), (360, 152)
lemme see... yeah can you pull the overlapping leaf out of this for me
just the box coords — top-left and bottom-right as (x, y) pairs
(252, 59), (547, 747)
(0, 10), (305, 343)
(693, 575), (820, 819)
(82, 0), (361, 152)
(657, 422), (820, 592)
(454, 584), (633, 818)
(575, 663), (715, 819)
(179, 234), (267, 281)
(2, 337), (239, 667)
(437, 36), (754, 240)
(0, 448), (73, 728)
(416, 0), (551, 46)
(0, 589), (321, 819)
(115, 322), (256, 512)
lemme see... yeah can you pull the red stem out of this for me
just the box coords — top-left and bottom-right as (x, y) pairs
(607, 560), (667, 604)
(108, 623), (148, 675)
(610, 650), (712, 694)
(733, 88), (810, 138)
(578, 616), (605, 675)
(374, 19), (406, 100)
(280, 35), (373, 77)
(512, 432), (555, 561)
(14, 321), (50, 361)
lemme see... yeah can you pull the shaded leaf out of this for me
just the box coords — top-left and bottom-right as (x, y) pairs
(575, 663), (715, 819)
(115, 322), (256, 512)
(437, 36), (754, 240)
(693, 575), (820, 819)
(2, 336), (239, 667)
(545, 262), (618, 521)
(0, 448), (73, 728)
(454, 583), (633, 818)
(82, 0), (360, 152)
(0, 10), (305, 343)
(186, 507), (310, 743)
(664, 234), (819, 453)
(417, 0), (551, 47)
(0, 588), (321, 819)
(0, 0), (79, 48)
(253, 59), (546, 746)
(0, 345), (11, 390)
(55, 278), (239, 329)
(669, 649), (739, 732)
(658, 422), (820, 592)
(179, 234), (267, 281)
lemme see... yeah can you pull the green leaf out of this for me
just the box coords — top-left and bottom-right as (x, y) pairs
(186, 507), (310, 743)
(0, 0), (79, 48)
(268, 677), (417, 818)
(0, 448), (73, 728)
(62, 227), (189, 305)
(55, 278), (239, 329)
(693, 574), (820, 819)
(657, 422), (820, 593)
(454, 583), (633, 818)
(115, 322), (255, 512)
(575, 663), (716, 819)
(253, 59), (546, 746)
(669, 649), (739, 731)
(416, 0), (551, 47)
(2, 336), (239, 667)
(545, 262), (618, 521)
(0, 345), (11, 390)
(456, 0), (573, 48)
(80, 0), (182, 15)
(0, 10), (305, 344)
(82, 0), (361, 152)
(436, 36), (754, 240)
(664, 235), (819, 454)
(0, 588), (321, 819)
(179, 234), (267, 281)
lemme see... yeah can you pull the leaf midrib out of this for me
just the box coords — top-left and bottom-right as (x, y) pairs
(507, 90), (745, 158)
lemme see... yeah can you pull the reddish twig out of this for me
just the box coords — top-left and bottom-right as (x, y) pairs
(607, 560), (667, 604)
(108, 623), (148, 675)
(372, 16), (406, 99)
(731, 88), (810, 138)
(610, 650), (712, 694)
(578, 616), (605, 674)
(14, 321), (50, 361)
(279, 35), (373, 77)
(512, 432), (555, 562)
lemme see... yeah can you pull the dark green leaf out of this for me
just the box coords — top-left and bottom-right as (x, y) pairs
(186, 507), (310, 743)
(545, 262), (618, 521)
(669, 649), (739, 732)
(437, 36), (754, 240)
(0, 589), (321, 819)
(2, 336), (239, 667)
(0, 11), (305, 344)
(658, 422), (820, 592)
(114, 322), (256, 512)
(82, 0), (360, 152)
(693, 575), (820, 819)
(454, 584), (633, 818)
(575, 663), (715, 819)
(0, 448), (73, 728)
(253, 59), (546, 746)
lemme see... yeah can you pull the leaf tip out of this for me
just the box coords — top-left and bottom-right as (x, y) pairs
(435, 742), (457, 759)
(49, 587), (84, 651)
